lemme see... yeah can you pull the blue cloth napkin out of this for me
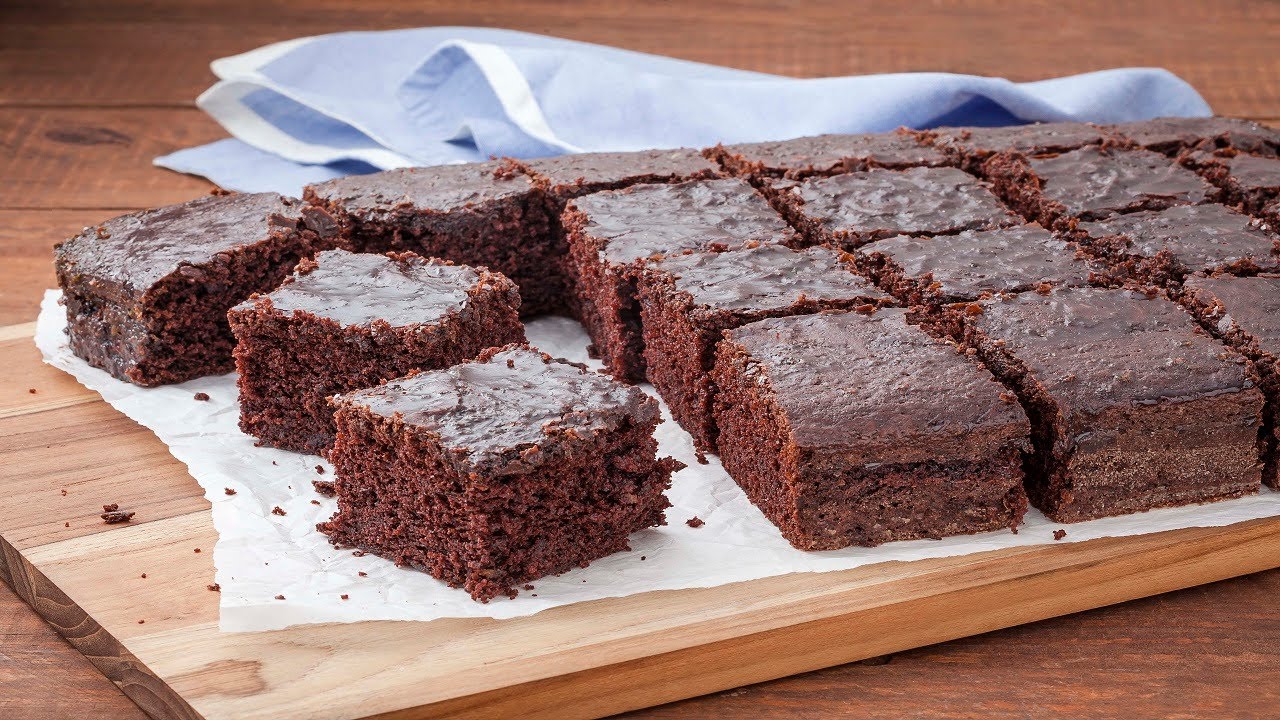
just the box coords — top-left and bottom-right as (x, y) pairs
(155, 27), (1212, 197)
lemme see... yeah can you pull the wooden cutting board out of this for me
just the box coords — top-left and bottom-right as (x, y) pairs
(2, 321), (1279, 720)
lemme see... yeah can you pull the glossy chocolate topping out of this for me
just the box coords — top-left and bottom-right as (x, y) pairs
(338, 346), (657, 470)
(723, 132), (948, 174)
(522, 148), (718, 193)
(305, 160), (535, 214)
(246, 249), (482, 327)
(974, 288), (1252, 417)
(788, 166), (1016, 237)
(1079, 204), (1280, 273)
(1221, 153), (1280, 191)
(1031, 147), (1211, 220)
(653, 244), (889, 312)
(57, 192), (304, 292)
(931, 122), (1109, 156)
(725, 309), (1028, 461)
(1109, 117), (1280, 155)
(571, 178), (794, 265)
(867, 225), (1097, 300)
(1184, 274), (1280, 356)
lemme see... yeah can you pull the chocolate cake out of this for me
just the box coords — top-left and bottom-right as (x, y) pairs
(562, 177), (797, 381)
(522, 148), (720, 200)
(1187, 151), (1280, 217)
(1180, 274), (1280, 487)
(773, 166), (1018, 249)
(712, 130), (950, 178)
(1078, 204), (1280, 286)
(984, 146), (1213, 230)
(856, 224), (1100, 306)
(924, 122), (1114, 172)
(712, 309), (1030, 550)
(637, 244), (891, 450)
(1108, 116), (1280, 157)
(55, 192), (328, 386)
(319, 345), (681, 602)
(961, 288), (1263, 522)
(302, 160), (562, 315)
(228, 250), (524, 454)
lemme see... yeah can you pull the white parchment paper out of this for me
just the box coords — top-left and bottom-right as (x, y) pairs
(35, 290), (1280, 632)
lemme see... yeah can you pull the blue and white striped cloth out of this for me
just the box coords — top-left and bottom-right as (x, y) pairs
(156, 27), (1212, 197)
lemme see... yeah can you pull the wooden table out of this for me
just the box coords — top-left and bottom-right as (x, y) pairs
(1, 1), (1277, 717)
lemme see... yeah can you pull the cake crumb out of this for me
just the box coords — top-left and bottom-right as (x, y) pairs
(274, 594), (285, 600)
(271, 460), (277, 465)
(63, 521), (69, 528)
(60, 489), (67, 496)
(271, 506), (287, 516)
(100, 504), (135, 524)
(358, 571), (368, 577)
(685, 516), (705, 528)
(694, 450), (709, 465)
(310, 499), (321, 506)
(340, 594), (349, 600)
(640, 555), (646, 561)
(522, 584), (535, 591)
(313, 479), (336, 497)
(140, 573), (147, 579)
(315, 465), (326, 475)
(1053, 528), (1067, 541)
(352, 550), (365, 557)
(137, 619), (145, 624)
(27, 388), (37, 394)
(194, 548), (201, 553)
(207, 583), (220, 592)
(193, 392), (210, 401)
(224, 487), (237, 496)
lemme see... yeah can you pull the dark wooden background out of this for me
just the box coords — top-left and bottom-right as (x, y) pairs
(1, 1), (1278, 717)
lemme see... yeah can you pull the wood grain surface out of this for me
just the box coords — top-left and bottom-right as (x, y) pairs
(1, 1), (1278, 718)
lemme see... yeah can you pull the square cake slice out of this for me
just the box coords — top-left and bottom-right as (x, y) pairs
(1181, 274), (1280, 487)
(712, 309), (1030, 550)
(1078, 204), (1280, 286)
(1186, 151), (1280, 217)
(985, 146), (1213, 230)
(1108, 116), (1280, 157)
(857, 224), (1101, 306)
(712, 130), (949, 179)
(319, 345), (681, 602)
(962, 288), (1263, 522)
(228, 250), (524, 455)
(773, 166), (1018, 249)
(54, 192), (328, 386)
(925, 122), (1114, 172)
(638, 244), (891, 451)
(302, 160), (562, 315)
(563, 177), (797, 381)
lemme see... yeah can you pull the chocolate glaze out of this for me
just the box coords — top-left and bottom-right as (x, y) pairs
(1109, 116), (1280, 156)
(1219, 153), (1280, 192)
(974, 288), (1252, 418)
(726, 309), (1028, 464)
(522, 148), (718, 195)
(305, 160), (535, 216)
(930, 122), (1110, 157)
(1079, 204), (1280, 274)
(787, 166), (1016, 238)
(571, 178), (794, 265)
(720, 131), (948, 176)
(654, 244), (888, 312)
(245, 249), (483, 327)
(56, 192), (305, 293)
(866, 225), (1098, 301)
(1185, 275), (1280, 356)
(337, 346), (658, 471)
(1031, 147), (1211, 220)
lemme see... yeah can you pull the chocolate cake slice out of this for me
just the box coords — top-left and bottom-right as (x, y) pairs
(54, 192), (329, 386)
(563, 177), (797, 381)
(712, 309), (1030, 550)
(924, 122), (1115, 172)
(962, 288), (1263, 522)
(228, 250), (524, 454)
(1186, 151), (1280, 217)
(1108, 116), (1280, 157)
(856, 224), (1101, 306)
(522, 148), (720, 200)
(1181, 274), (1280, 488)
(319, 345), (681, 602)
(302, 160), (561, 315)
(637, 244), (891, 451)
(773, 166), (1018, 249)
(712, 130), (949, 179)
(984, 146), (1213, 231)
(1078, 204), (1280, 286)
